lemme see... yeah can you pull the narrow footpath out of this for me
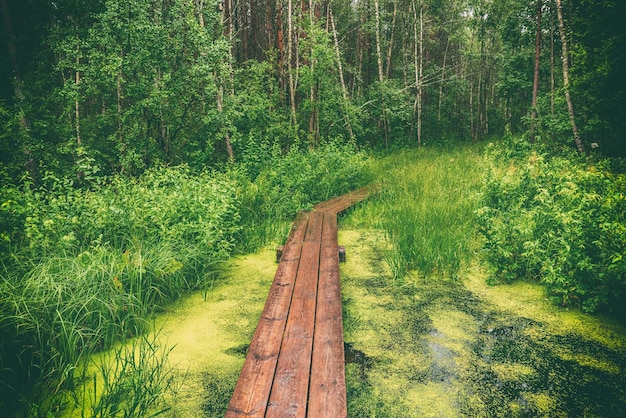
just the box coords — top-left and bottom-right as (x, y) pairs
(226, 188), (370, 418)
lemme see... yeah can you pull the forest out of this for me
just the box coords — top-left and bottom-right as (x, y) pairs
(1, 0), (625, 416)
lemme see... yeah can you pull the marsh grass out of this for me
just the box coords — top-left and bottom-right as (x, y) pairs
(348, 143), (485, 279)
(84, 333), (174, 418)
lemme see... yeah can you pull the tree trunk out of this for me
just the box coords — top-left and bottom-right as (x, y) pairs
(329, 6), (355, 142)
(74, 26), (82, 147)
(276, 0), (285, 92)
(308, 0), (319, 144)
(438, 37), (449, 122)
(385, 1), (398, 79)
(287, 0), (297, 128)
(374, 0), (384, 83)
(550, 1), (555, 115)
(555, 0), (584, 154)
(217, 0), (234, 161)
(530, 0), (542, 144)
(411, 0), (423, 145)
(374, 0), (389, 145)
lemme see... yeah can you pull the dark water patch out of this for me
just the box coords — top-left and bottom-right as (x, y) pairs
(344, 342), (372, 368)
(470, 313), (626, 416)
(344, 342), (374, 383)
(224, 344), (249, 358)
(201, 371), (238, 416)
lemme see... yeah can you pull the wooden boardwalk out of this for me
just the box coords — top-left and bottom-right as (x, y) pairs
(226, 187), (371, 418)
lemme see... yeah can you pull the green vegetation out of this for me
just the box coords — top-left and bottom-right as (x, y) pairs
(340, 228), (626, 417)
(0, 0), (625, 415)
(478, 138), (626, 314)
(0, 142), (368, 415)
(345, 144), (485, 279)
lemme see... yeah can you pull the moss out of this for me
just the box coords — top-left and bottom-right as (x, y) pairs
(158, 249), (277, 416)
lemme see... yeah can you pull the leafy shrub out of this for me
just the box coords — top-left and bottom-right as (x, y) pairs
(478, 140), (626, 314)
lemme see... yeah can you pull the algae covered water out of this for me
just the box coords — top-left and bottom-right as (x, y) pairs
(340, 229), (626, 417)
(75, 228), (626, 416)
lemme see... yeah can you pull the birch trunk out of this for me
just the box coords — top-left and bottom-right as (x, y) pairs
(287, 0), (298, 128)
(555, 0), (584, 154)
(385, 1), (398, 79)
(374, 0), (384, 83)
(530, 0), (542, 144)
(330, 6), (355, 142)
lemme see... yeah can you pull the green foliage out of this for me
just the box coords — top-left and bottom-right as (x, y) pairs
(0, 141), (368, 414)
(478, 139), (626, 314)
(0, 166), (239, 413)
(236, 141), (371, 252)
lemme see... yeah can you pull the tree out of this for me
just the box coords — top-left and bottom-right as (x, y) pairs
(555, 0), (584, 154)
(529, 0), (541, 143)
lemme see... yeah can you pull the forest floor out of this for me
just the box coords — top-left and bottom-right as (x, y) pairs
(138, 224), (626, 417)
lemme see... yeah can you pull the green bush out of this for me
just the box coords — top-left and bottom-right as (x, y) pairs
(478, 140), (626, 314)
(0, 166), (240, 413)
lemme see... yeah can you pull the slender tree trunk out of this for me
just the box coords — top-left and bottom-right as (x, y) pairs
(329, 6), (355, 142)
(117, 59), (125, 172)
(555, 0), (584, 154)
(418, 2), (423, 145)
(216, 0), (234, 160)
(374, 0), (384, 83)
(75, 53), (81, 146)
(438, 37), (449, 121)
(308, 0), (319, 144)
(385, 1), (398, 79)
(374, 0), (389, 145)
(469, 80), (474, 141)
(287, 0), (298, 128)
(411, 0), (423, 145)
(276, 0), (285, 92)
(530, 0), (542, 144)
(550, 2), (555, 115)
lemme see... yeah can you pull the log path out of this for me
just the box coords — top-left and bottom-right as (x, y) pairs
(226, 187), (371, 418)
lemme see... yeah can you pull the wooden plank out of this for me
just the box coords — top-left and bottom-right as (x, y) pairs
(309, 213), (347, 417)
(314, 187), (371, 214)
(226, 215), (309, 418)
(266, 212), (324, 418)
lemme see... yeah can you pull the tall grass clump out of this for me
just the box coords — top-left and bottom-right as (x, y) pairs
(363, 143), (485, 279)
(79, 333), (174, 418)
(477, 138), (626, 315)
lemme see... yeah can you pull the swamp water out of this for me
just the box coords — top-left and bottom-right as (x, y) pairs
(70, 230), (626, 417)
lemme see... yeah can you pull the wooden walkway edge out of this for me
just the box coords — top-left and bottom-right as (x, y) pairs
(226, 187), (371, 418)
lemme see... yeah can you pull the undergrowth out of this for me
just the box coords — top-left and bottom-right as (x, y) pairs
(0, 140), (368, 416)
(477, 138), (626, 315)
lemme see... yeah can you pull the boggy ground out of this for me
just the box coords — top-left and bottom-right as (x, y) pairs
(340, 229), (626, 417)
(101, 227), (626, 417)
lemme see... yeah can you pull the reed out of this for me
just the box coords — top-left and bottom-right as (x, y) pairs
(353, 143), (485, 279)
